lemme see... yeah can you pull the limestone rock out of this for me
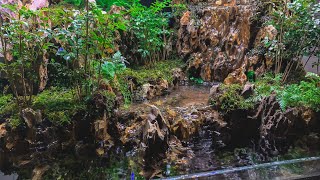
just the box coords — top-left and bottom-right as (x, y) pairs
(32, 165), (50, 180)
(172, 68), (186, 86)
(21, 108), (42, 129)
(180, 11), (191, 26)
(241, 82), (254, 98)
(177, 2), (255, 82)
(134, 78), (169, 101)
(177, 1), (278, 83)
(224, 67), (247, 85)
(0, 123), (7, 138)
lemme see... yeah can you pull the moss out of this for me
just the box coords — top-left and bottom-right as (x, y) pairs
(210, 84), (254, 112)
(216, 151), (235, 165)
(254, 73), (320, 111)
(47, 111), (71, 126)
(119, 59), (184, 85)
(114, 59), (184, 106)
(274, 147), (317, 174)
(103, 90), (116, 114)
(32, 87), (85, 125)
(0, 94), (18, 115)
(8, 115), (22, 129)
(254, 73), (282, 99)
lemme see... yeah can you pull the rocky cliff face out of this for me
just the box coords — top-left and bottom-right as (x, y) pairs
(177, 0), (275, 84)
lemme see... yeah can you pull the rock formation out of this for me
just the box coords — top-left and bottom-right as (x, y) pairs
(177, 0), (276, 84)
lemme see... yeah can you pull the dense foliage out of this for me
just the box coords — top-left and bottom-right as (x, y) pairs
(255, 73), (320, 111)
(210, 84), (254, 112)
(263, 0), (320, 81)
(0, 0), (181, 104)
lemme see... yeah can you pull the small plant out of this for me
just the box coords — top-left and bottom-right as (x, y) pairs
(189, 76), (204, 84)
(210, 84), (254, 112)
(253, 73), (320, 111)
(0, 5), (54, 107)
(9, 116), (22, 129)
(122, 0), (174, 64)
(0, 94), (18, 116)
(263, 0), (320, 82)
(278, 74), (320, 111)
(254, 73), (282, 100)
(32, 87), (85, 125)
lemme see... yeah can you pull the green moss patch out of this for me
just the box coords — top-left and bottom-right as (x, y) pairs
(33, 87), (85, 126)
(119, 59), (184, 85)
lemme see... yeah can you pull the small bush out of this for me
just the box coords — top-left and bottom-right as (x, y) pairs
(210, 84), (254, 112)
(278, 77), (320, 111)
(254, 73), (320, 111)
(33, 88), (85, 125)
(0, 94), (17, 116)
(254, 73), (282, 100)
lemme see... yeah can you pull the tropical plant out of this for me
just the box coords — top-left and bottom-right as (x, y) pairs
(263, 0), (320, 82)
(278, 73), (320, 111)
(121, 0), (173, 65)
(101, 51), (127, 81)
(0, 5), (54, 107)
(210, 84), (254, 112)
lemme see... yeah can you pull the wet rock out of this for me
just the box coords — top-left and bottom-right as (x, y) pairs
(209, 83), (222, 98)
(119, 105), (171, 178)
(0, 123), (7, 138)
(141, 83), (156, 100)
(247, 95), (320, 156)
(94, 111), (115, 156)
(32, 165), (49, 180)
(244, 25), (278, 77)
(241, 82), (255, 98)
(171, 107), (204, 140)
(21, 108), (42, 128)
(172, 68), (186, 87)
(224, 67), (248, 85)
(134, 78), (169, 101)
(165, 135), (194, 173)
(74, 141), (95, 157)
(155, 78), (169, 96)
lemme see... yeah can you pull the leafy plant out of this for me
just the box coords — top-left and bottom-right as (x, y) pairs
(254, 73), (282, 100)
(0, 5), (54, 106)
(253, 73), (320, 111)
(0, 94), (17, 116)
(101, 51), (127, 81)
(278, 73), (320, 111)
(263, 0), (320, 81)
(189, 77), (204, 84)
(122, 0), (174, 64)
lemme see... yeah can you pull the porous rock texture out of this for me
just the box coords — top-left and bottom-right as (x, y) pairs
(209, 83), (320, 158)
(177, 0), (276, 84)
(252, 95), (320, 157)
